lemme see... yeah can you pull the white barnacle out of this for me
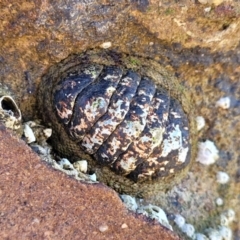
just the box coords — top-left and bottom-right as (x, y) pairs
(204, 7), (212, 13)
(196, 116), (205, 131)
(219, 226), (232, 240)
(220, 209), (235, 226)
(73, 160), (88, 173)
(226, 209), (235, 222)
(216, 197), (224, 206)
(43, 128), (52, 139)
(0, 95), (22, 132)
(181, 223), (195, 238)
(196, 140), (219, 165)
(137, 204), (173, 231)
(220, 214), (229, 226)
(89, 173), (97, 181)
(174, 214), (185, 228)
(216, 97), (231, 109)
(216, 171), (230, 184)
(24, 123), (36, 143)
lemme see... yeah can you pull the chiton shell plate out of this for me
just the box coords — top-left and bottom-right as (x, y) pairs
(38, 49), (196, 197)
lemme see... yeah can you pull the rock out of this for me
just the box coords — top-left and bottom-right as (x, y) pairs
(0, 125), (180, 240)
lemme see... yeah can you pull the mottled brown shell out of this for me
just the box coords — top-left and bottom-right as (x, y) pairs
(38, 49), (196, 197)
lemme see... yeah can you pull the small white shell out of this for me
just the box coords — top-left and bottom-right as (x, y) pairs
(137, 205), (173, 231)
(216, 197), (224, 206)
(216, 97), (231, 109)
(43, 128), (52, 139)
(73, 160), (88, 173)
(24, 121), (52, 145)
(196, 140), (219, 165)
(196, 116), (205, 131)
(216, 171), (230, 184)
(89, 173), (97, 181)
(24, 124), (36, 143)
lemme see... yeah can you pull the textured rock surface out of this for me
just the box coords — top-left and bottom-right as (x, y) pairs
(0, 0), (240, 238)
(0, 125), (179, 240)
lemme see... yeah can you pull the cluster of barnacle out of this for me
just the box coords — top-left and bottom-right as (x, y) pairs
(173, 210), (234, 240)
(189, 97), (234, 240)
(23, 120), (98, 183)
(195, 96), (231, 165)
(195, 98), (231, 188)
(121, 194), (235, 240)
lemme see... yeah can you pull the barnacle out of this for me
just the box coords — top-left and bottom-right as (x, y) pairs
(38, 49), (196, 197)
(0, 95), (22, 136)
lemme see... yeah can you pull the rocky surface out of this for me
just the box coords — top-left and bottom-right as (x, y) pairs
(0, 0), (240, 239)
(0, 125), (179, 239)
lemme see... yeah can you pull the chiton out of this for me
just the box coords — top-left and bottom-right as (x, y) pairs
(38, 49), (196, 197)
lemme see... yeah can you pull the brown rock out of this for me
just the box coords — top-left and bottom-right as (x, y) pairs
(0, 125), (180, 240)
(1, 0), (239, 237)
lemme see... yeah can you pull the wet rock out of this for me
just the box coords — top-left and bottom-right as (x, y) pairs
(0, 0), (240, 238)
